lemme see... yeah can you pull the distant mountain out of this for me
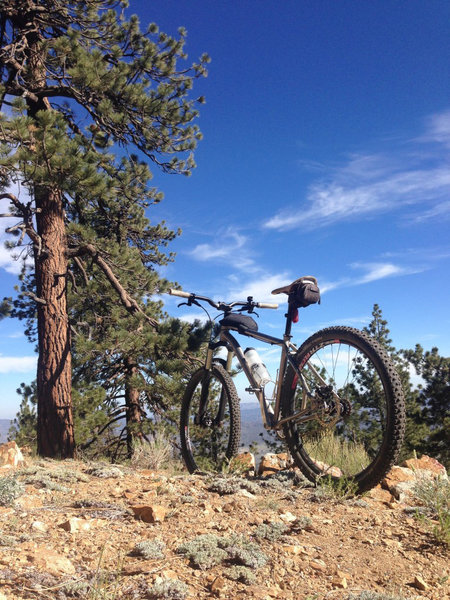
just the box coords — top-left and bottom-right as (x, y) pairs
(0, 419), (12, 443)
(240, 404), (277, 457)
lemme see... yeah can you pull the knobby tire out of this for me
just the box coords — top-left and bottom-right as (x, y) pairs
(281, 327), (405, 493)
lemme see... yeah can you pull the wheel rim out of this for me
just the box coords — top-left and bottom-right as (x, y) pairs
(185, 373), (234, 472)
(289, 338), (391, 480)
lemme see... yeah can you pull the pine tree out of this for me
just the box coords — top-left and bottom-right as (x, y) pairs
(0, 1), (208, 457)
(402, 345), (450, 469)
(364, 304), (429, 461)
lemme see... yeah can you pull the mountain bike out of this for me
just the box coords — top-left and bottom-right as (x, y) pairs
(169, 276), (405, 493)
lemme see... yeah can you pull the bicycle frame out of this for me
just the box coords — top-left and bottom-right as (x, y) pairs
(204, 306), (330, 432)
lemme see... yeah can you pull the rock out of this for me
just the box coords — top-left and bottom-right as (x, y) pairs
(0, 441), (24, 468)
(366, 485), (394, 504)
(279, 511), (296, 523)
(131, 504), (167, 523)
(31, 520), (48, 533)
(258, 452), (290, 476)
(231, 452), (256, 474)
(211, 575), (227, 593)
(382, 466), (416, 499)
(27, 547), (76, 576)
(284, 545), (303, 555)
(332, 576), (348, 588)
(311, 459), (343, 478)
(59, 517), (92, 532)
(310, 558), (327, 572)
(402, 455), (447, 479)
(412, 575), (428, 591)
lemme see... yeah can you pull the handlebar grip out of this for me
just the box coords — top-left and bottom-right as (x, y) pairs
(257, 302), (279, 309)
(168, 289), (192, 299)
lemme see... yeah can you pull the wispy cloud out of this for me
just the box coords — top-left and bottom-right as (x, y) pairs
(0, 195), (33, 275)
(0, 355), (36, 373)
(321, 261), (425, 294)
(227, 272), (292, 304)
(188, 227), (259, 273)
(264, 109), (450, 231)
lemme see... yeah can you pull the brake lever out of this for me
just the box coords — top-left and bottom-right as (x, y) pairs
(177, 298), (201, 309)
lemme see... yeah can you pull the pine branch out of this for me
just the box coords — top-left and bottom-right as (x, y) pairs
(75, 243), (158, 328)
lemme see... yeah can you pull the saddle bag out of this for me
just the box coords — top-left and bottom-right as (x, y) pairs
(290, 279), (321, 308)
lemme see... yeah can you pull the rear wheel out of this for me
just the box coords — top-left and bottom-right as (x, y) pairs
(281, 327), (405, 493)
(180, 362), (241, 473)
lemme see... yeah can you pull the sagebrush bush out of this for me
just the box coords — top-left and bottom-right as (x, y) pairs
(226, 565), (256, 585)
(86, 465), (123, 479)
(254, 522), (288, 541)
(346, 592), (409, 600)
(207, 475), (260, 496)
(133, 539), (166, 560)
(0, 476), (25, 506)
(177, 533), (267, 570)
(148, 579), (188, 600)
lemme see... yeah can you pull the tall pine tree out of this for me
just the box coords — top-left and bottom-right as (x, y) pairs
(364, 304), (430, 461)
(0, 0), (208, 457)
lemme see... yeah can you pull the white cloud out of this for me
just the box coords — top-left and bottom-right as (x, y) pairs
(0, 355), (36, 373)
(227, 272), (292, 304)
(0, 196), (33, 275)
(264, 109), (450, 231)
(188, 227), (261, 274)
(320, 261), (425, 294)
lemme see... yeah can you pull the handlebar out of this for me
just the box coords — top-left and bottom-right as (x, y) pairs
(168, 289), (278, 311)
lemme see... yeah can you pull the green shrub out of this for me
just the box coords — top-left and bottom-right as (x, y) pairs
(177, 533), (267, 570)
(133, 539), (166, 560)
(413, 475), (450, 546)
(0, 476), (25, 506)
(226, 565), (256, 585)
(148, 579), (188, 600)
(254, 522), (288, 541)
(346, 592), (409, 600)
(131, 435), (174, 471)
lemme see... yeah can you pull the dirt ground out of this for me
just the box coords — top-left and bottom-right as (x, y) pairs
(0, 458), (448, 600)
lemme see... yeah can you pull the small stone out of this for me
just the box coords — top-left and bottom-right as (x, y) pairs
(279, 511), (296, 523)
(58, 517), (92, 532)
(332, 576), (348, 588)
(413, 575), (428, 591)
(310, 558), (327, 572)
(284, 545), (303, 555)
(211, 575), (227, 593)
(131, 504), (167, 523)
(31, 520), (48, 533)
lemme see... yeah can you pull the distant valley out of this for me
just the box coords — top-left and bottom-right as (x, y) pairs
(0, 419), (11, 443)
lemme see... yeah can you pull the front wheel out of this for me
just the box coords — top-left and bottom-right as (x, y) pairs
(281, 327), (405, 493)
(180, 362), (241, 473)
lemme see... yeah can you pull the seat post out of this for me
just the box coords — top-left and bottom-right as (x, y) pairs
(283, 302), (294, 339)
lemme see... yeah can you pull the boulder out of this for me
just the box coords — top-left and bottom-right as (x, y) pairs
(258, 452), (290, 476)
(0, 441), (24, 469)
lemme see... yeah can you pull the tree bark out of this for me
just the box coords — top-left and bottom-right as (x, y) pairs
(35, 187), (75, 457)
(124, 356), (144, 458)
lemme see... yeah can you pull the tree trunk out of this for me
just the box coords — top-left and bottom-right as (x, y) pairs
(35, 187), (75, 458)
(124, 356), (144, 458)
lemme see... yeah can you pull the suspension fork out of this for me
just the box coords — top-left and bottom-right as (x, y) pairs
(197, 342), (232, 426)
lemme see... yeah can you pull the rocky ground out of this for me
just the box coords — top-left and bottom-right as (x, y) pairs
(0, 446), (448, 600)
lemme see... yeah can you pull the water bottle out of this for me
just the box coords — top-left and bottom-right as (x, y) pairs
(244, 348), (271, 387)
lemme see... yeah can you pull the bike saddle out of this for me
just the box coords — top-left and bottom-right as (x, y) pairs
(271, 276), (318, 295)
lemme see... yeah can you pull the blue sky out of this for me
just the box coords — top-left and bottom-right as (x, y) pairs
(1, 1), (449, 418)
